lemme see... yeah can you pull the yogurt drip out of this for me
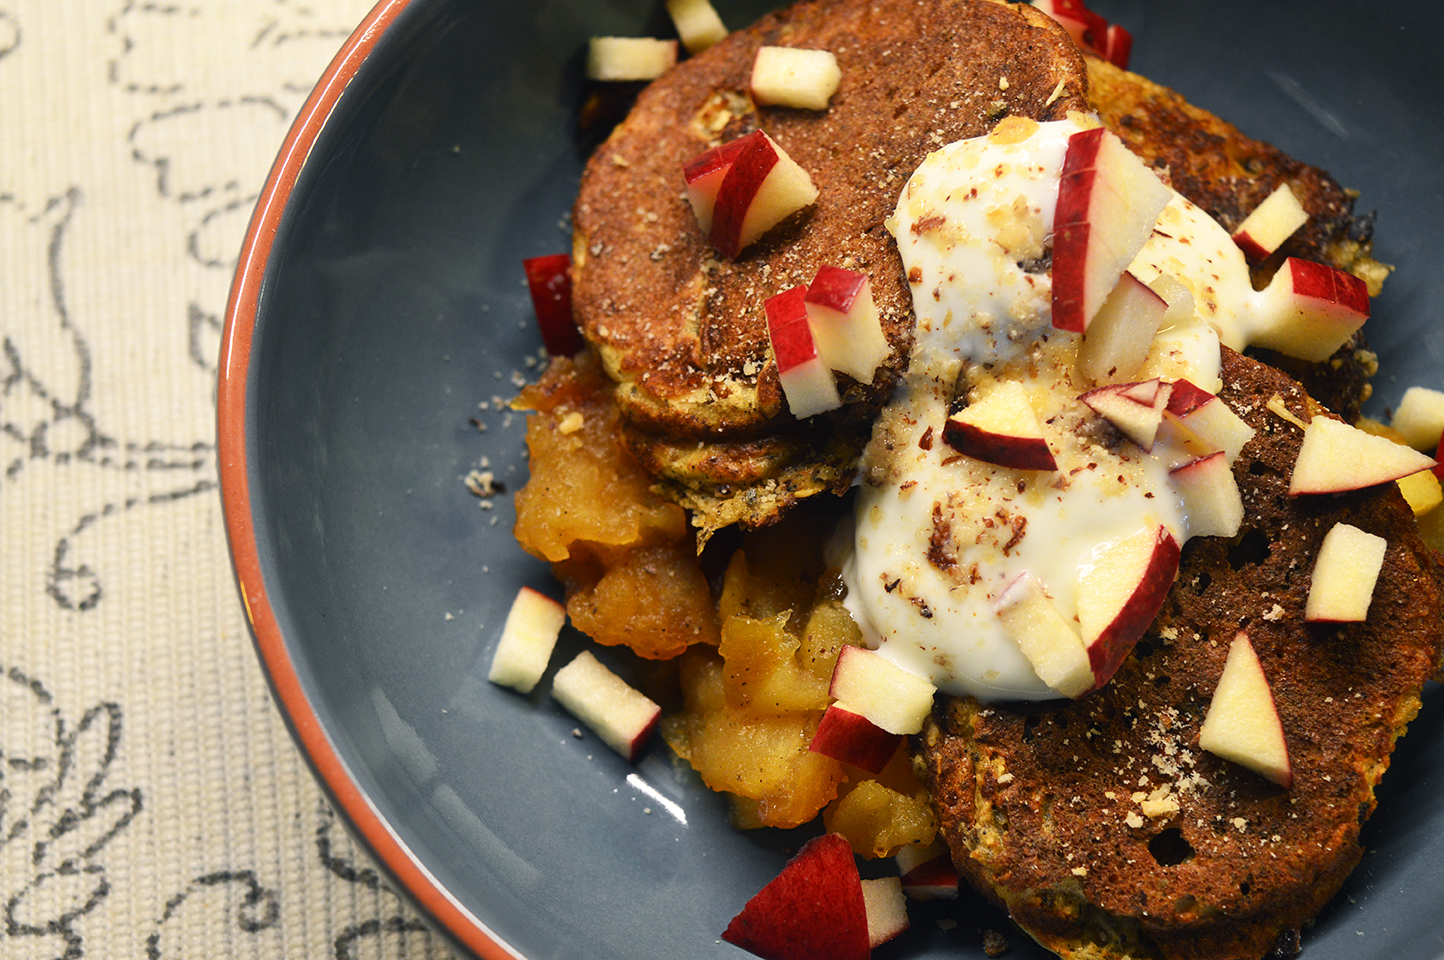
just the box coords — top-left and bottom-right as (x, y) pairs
(838, 115), (1265, 701)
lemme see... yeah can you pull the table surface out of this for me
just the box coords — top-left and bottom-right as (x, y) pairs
(0, 2), (461, 957)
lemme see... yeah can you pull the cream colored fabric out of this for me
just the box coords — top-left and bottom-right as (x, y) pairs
(0, 2), (457, 956)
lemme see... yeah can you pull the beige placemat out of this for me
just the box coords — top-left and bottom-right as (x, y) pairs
(0, 2), (460, 956)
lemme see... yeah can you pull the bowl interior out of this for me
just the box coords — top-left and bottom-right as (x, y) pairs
(230, 0), (1444, 957)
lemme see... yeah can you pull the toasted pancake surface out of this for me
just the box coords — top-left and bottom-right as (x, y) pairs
(921, 348), (1444, 960)
(1084, 58), (1385, 421)
(571, 0), (1089, 534)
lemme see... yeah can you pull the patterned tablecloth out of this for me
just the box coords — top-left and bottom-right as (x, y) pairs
(0, 2), (459, 957)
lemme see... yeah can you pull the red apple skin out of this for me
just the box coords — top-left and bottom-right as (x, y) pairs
(684, 137), (750, 232)
(522, 254), (582, 356)
(805, 265), (867, 313)
(709, 131), (780, 259)
(942, 418), (1058, 471)
(722, 833), (871, 960)
(765, 285), (816, 372)
(1435, 431), (1444, 483)
(1103, 23), (1132, 68)
(1086, 527), (1181, 685)
(1164, 378), (1215, 417)
(808, 704), (903, 774)
(899, 857), (961, 901)
(1288, 257), (1369, 316)
(1050, 128), (1105, 334)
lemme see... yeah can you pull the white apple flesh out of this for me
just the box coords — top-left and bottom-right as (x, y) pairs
(751, 46), (842, 110)
(1199, 631), (1293, 788)
(1077, 270), (1169, 383)
(1289, 415), (1437, 495)
(487, 586), (566, 694)
(1251, 257), (1370, 363)
(550, 651), (661, 763)
(1051, 126), (1172, 333)
(828, 646), (937, 736)
(942, 379), (1058, 471)
(861, 877), (909, 949)
(1169, 451), (1245, 539)
(993, 572), (1095, 698)
(585, 36), (678, 82)
(709, 130), (818, 258)
(765, 285), (842, 418)
(1231, 182), (1309, 261)
(807, 702), (903, 774)
(1080, 377), (1171, 450)
(1076, 524), (1181, 686)
(1391, 386), (1444, 451)
(1158, 380), (1256, 463)
(665, 0), (728, 54)
(803, 265), (890, 384)
(1305, 522), (1387, 623)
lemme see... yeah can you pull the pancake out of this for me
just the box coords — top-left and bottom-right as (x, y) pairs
(1083, 57), (1386, 422)
(571, 0), (1090, 537)
(920, 347), (1444, 960)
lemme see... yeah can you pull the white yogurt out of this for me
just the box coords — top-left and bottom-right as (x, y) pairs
(838, 116), (1266, 701)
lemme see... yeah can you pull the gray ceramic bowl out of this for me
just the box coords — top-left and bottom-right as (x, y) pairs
(218, 0), (1444, 958)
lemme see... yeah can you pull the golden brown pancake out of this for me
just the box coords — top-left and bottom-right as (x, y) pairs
(921, 347), (1444, 960)
(571, 0), (1090, 537)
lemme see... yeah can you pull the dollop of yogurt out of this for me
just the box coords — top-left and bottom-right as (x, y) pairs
(836, 115), (1265, 701)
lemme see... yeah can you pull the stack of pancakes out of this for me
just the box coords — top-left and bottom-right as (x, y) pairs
(566, 1), (1444, 956)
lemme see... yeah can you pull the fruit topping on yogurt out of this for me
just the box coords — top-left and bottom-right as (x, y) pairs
(832, 113), (1369, 701)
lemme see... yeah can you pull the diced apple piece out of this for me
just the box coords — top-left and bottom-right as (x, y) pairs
(1032, 0), (1131, 66)
(1076, 524), (1180, 686)
(1078, 271), (1169, 383)
(828, 646), (937, 736)
(751, 46), (842, 110)
(943, 380), (1058, 471)
(993, 572), (1094, 698)
(684, 138), (750, 236)
(803, 266), (889, 384)
(1305, 522), (1387, 623)
(1199, 631), (1292, 788)
(665, 0), (728, 54)
(1031, 0), (1105, 54)
(487, 586), (566, 694)
(1102, 23), (1132, 68)
(896, 842), (960, 901)
(585, 37), (678, 82)
(722, 833), (871, 960)
(1391, 386), (1444, 451)
(522, 254), (583, 356)
(709, 130), (818, 259)
(861, 877), (909, 949)
(1158, 380), (1256, 463)
(1080, 377), (1171, 450)
(1251, 258), (1370, 363)
(1170, 452), (1244, 540)
(1289, 416), (1437, 495)
(1051, 127), (1172, 333)
(765, 285), (842, 418)
(808, 703), (903, 774)
(1398, 468), (1444, 517)
(1231, 183), (1309, 261)
(550, 651), (661, 762)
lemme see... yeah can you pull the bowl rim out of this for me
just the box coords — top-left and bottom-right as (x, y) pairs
(215, 1), (515, 957)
